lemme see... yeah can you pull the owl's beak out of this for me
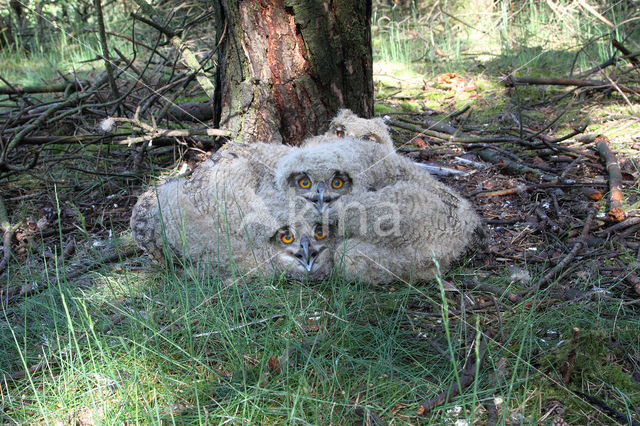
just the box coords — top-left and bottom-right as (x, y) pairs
(295, 236), (315, 272)
(306, 182), (326, 212)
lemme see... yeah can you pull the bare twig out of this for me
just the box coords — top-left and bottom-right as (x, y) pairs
(574, 391), (640, 426)
(612, 39), (640, 68)
(595, 135), (626, 222)
(522, 208), (597, 295)
(504, 76), (640, 95)
(418, 334), (487, 415)
(0, 193), (15, 274)
(385, 119), (521, 144)
(477, 149), (557, 181)
(0, 82), (83, 95)
(471, 180), (607, 198)
(94, 0), (121, 101)
(107, 115), (230, 144)
(193, 314), (285, 338)
(596, 216), (640, 237)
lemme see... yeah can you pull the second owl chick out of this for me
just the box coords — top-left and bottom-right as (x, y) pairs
(130, 142), (333, 280)
(301, 109), (395, 151)
(275, 137), (483, 283)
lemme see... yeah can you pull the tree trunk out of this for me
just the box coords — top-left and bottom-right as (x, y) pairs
(214, 0), (373, 145)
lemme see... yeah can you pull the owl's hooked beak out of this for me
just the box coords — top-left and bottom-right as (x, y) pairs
(306, 181), (327, 212)
(295, 236), (315, 272)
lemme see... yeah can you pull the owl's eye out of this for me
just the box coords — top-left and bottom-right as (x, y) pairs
(314, 226), (327, 240)
(281, 231), (294, 244)
(298, 177), (311, 189)
(331, 177), (344, 189)
(336, 128), (345, 138)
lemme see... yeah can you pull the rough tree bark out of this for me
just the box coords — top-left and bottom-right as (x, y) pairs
(213, 0), (374, 145)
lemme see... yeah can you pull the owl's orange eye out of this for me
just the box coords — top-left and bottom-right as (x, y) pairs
(314, 226), (327, 240)
(331, 177), (344, 189)
(336, 129), (345, 138)
(298, 177), (311, 189)
(281, 231), (294, 244)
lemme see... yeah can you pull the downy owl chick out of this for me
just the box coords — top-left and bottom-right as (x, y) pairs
(262, 205), (334, 280)
(274, 139), (361, 212)
(275, 137), (483, 283)
(301, 109), (395, 151)
(131, 142), (298, 273)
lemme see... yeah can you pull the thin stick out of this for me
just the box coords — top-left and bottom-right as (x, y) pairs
(0, 83), (83, 95)
(504, 76), (640, 95)
(94, 0), (121, 101)
(0, 194), (14, 274)
(522, 208), (596, 295)
(193, 314), (285, 338)
(418, 335), (487, 415)
(612, 39), (640, 68)
(596, 216), (640, 236)
(595, 135), (626, 222)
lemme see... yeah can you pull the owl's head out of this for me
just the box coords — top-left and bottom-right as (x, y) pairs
(275, 138), (368, 212)
(269, 219), (333, 280)
(325, 109), (395, 151)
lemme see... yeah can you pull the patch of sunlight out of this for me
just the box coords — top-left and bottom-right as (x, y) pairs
(374, 60), (426, 88)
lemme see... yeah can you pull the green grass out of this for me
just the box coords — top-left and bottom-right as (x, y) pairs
(2, 232), (639, 423)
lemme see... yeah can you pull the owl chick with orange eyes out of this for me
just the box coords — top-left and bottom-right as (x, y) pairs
(262, 213), (334, 280)
(275, 136), (484, 284)
(131, 137), (340, 281)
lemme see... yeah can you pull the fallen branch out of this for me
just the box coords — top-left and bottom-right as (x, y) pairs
(595, 135), (626, 222)
(612, 39), (640, 68)
(107, 115), (230, 144)
(522, 208), (596, 295)
(596, 216), (640, 237)
(385, 119), (521, 144)
(484, 399), (499, 426)
(472, 181), (606, 198)
(0, 193), (15, 274)
(418, 334), (487, 415)
(416, 162), (472, 177)
(396, 115), (471, 138)
(574, 391), (640, 426)
(1, 73), (111, 171)
(193, 313), (285, 338)
(504, 76), (640, 95)
(477, 149), (557, 181)
(0, 82), (83, 95)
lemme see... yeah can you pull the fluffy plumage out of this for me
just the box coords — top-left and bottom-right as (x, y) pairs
(302, 109), (395, 151)
(275, 137), (483, 283)
(130, 142), (333, 280)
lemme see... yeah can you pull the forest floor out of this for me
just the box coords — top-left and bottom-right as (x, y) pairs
(1, 6), (640, 424)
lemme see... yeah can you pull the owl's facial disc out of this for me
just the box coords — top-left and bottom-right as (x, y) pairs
(276, 226), (328, 275)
